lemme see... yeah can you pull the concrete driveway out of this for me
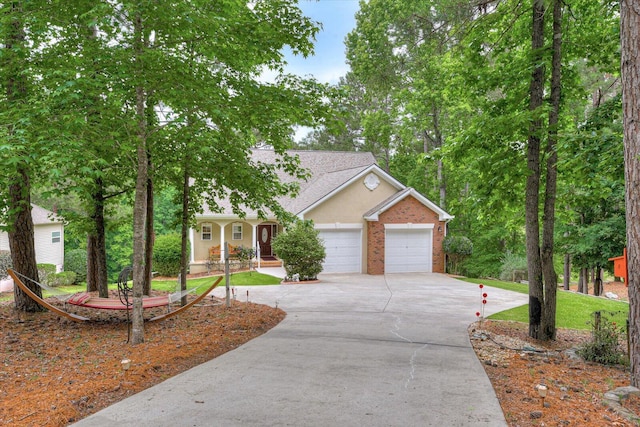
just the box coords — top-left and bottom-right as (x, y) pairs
(74, 273), (528, 427)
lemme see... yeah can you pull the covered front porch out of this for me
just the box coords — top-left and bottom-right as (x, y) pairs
(189, 219), (282, 275)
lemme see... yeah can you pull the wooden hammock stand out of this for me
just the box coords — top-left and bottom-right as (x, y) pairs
(8, 269), (222, 322)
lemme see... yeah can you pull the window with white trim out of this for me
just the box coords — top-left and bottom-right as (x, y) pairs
(201, 223), (212, 241)
(52, 231), (61, 244)
(232, 223), (243, 240)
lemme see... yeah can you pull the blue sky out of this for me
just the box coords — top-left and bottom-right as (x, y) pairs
(284, 1), (361, 139)
(286, 0), (361, 84)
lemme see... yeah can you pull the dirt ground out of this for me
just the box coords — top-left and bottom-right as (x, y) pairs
(0, 290), (285, 426)
(0, 279), (637, 426)
(471, 280), (639, 426)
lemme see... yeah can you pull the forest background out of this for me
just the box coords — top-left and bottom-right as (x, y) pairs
(1, 1), (625, 320)
(11, 0), (623, 288)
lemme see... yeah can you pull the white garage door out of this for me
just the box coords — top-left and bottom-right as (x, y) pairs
(318, 229), (361, 273)
(385, 228), (432, 273)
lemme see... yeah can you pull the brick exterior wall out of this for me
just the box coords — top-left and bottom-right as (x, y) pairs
(367, 195), (446, 274)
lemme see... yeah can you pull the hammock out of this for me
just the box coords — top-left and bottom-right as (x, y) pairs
(8, 269), (222, 322)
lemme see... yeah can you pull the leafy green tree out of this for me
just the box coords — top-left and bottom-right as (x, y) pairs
(442, 235), (473, 275)
(105, 220), (134, 283)
(557, 95), (625, 294)
(346, 0), (477, 204)
(98, 0), (332, 344)
(295, 74), (365, 152)
(272, 221), (325, 281)
(31, 1), (137, 297)
(456, 0), (619, 340)
(0, 1), (52, 311)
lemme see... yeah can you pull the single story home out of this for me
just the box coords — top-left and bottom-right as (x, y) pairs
(0, 204), (65, 271)
(189, 150), (453, 275)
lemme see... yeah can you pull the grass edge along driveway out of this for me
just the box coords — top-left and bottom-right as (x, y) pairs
(461, 277), (629, 331)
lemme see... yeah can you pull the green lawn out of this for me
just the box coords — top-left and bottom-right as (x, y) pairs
(151, 271), (282, 293)
(0, 271), (282, 302)
(462, 277), (629, 330)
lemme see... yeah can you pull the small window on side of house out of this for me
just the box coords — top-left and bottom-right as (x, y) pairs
(52, 231), (61, 244)
(232, 223), (243, 240)
(201, 223), (212, 241)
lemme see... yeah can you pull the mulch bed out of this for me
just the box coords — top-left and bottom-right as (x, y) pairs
(0, 294), (285, 426)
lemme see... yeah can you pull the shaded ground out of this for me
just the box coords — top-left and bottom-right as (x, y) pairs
(0, 279), (637, 426)
(470, 281), (638, 426)
(0, 293), (284, 426)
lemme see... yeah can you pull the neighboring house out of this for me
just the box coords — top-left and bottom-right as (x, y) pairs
(0, 204), (65, 272)
(190, 150), (453, 275)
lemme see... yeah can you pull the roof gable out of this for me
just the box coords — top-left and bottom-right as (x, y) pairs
(197, 150), (453, 223)
(31, 204), (63, 225)
(364, 188), (454, 222)
(200, 150), (380, 218)
(297, 164), (405, 217)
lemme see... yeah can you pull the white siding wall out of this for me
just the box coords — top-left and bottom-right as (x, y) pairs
(0, 231), (9, 251)
(0, 224), (64, 271)
(34, 224), (64, 270)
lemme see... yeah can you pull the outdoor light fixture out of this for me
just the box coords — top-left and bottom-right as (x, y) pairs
(536, 384), (548, 408)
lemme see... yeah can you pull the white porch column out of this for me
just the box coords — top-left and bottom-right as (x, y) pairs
(252, 223), (258, 256)
(219, 223), (226, 261)
(189, 227), (195, 263)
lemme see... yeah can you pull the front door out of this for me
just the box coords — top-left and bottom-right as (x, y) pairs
(258, 224), (273, 257)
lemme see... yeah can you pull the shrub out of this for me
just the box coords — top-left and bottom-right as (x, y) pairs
(37, 263), (57, 285)
(152, 234), (187, 277)
(578, 311), (627, 365)
(272, 220), (325, 281)
(48, 271), (77, 287)
(443, 235), (473, 275)
(0, 251), (12, 279)
(235, 245), (255, 270)
(65, 249), (87, 284)
(499, 251), (528, 282)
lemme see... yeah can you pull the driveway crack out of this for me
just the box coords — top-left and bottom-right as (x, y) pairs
(382, 274), (393, 313)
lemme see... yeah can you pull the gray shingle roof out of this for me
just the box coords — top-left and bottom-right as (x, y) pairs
(200, 150), (377, 217)
(31, 204), (62, 225)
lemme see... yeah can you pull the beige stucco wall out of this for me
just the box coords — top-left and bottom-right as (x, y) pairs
(305, 172), (400, 274)
(192, 220), (256, 262)
(193, 221), (221, 261)
(224, 222), (254, 251)
(305, 172), (398, 223)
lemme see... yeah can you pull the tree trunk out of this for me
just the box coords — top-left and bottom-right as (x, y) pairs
(578, 269), (583, 293)
(563, 253), (570, 290)
(539, 0), (563, 341)
(144, 164), (154, 296)
(5, 2), (41, 312)
(9, 169), (42, 312)
(180, 162), (190, 306)
(594, 267), (603, 296)
(583, 267), (589, 295)
(87, 235), (97, 293)
(526, 0), (546, 340)
(131, 11), (148, 345)
(431, 106), (446, 209)
(86, 178), (108, 297)
(621, 0), (640, 387)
